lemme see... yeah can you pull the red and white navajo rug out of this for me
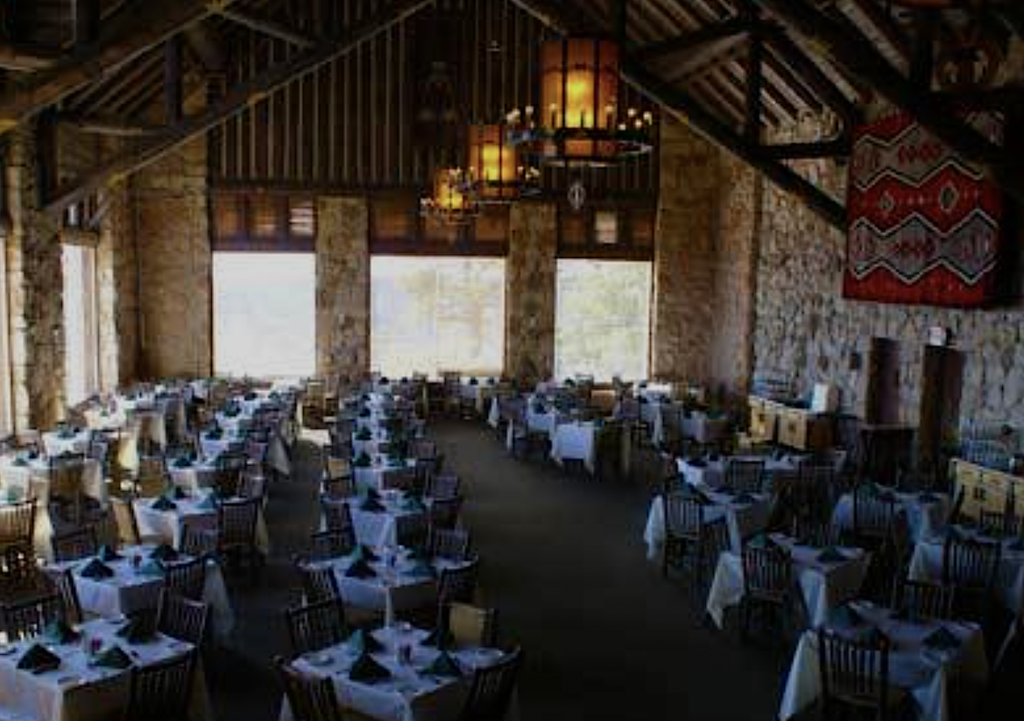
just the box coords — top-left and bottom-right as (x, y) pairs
(844, 111), (1004, 307)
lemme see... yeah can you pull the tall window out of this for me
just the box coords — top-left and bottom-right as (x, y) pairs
(62, 244), (100, 405)
(0, 234), (11, 432)
(555, 259), (651, 381)
(371, 256), (505, 378)
(213, 253), (315, 378)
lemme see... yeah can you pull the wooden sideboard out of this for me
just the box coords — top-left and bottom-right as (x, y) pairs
(748, 396), (834, 452)
(951, 458), (1024, 520)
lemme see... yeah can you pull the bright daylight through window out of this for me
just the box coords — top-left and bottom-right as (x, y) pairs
(371, 256), (505, 378)
(213, 252), (315, 378)
(555, 259), (651, 381)
(62, 244), (100, 405)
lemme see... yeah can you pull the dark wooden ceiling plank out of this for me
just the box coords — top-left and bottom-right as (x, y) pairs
(845, 0), (912, 65)
(635, 17), (749, 63)
(214, 6), (317, 49)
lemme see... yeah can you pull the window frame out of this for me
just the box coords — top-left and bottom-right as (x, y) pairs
(61, 239), (102, 406)
(210, 191), (316, 253)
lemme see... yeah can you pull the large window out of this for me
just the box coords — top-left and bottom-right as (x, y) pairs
(371, 257), (505, 378)
(62, 244), (100, 405)
(213, 253), (315, 378)
(555, 259), (651, 381)
(0, 234), (11, 432)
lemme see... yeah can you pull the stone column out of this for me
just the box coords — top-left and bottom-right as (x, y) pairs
(4, 125), (65, 430)
(316, 196), (370, 383)
(505, 201), (557, 384)
(135, 137), (212, 379)
(96, 179), (138, 389)
(650, 116), (720, 384)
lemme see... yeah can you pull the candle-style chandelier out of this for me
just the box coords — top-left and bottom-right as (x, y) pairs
(419, 166), (481, 226)
(465, 122), (541, 202)
(507, 37), (654, 167)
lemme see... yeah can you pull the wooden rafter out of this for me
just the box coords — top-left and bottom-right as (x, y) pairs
(213, 7), (317, 49)
(0, 0), (242, 135)
(634, 16), (749, 62)
(44, 0), (435, 215)
(0, 45), (59, 71)
(845, 0), (912, 65)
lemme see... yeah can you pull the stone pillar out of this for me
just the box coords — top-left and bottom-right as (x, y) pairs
(96, 179), (138, 389)
(4, 125), (65, 430)
(316, 196), (369, 383)
(650, 116), (720, 384)
(505, 201), (557, 384)
(135, 137), (212, 379)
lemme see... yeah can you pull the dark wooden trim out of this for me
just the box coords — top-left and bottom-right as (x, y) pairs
(763, 138), (851, 159)
(0, 44), (59, 71)
(556, 246), (653, 262)
(847, 0), (912, 65)
(212, 238), (315, 253)
(164, 35), (183, 124)
(215, 8), (317, 50)
(74, 0), (102, 49)
(633, 17), (749, 64)
(370, 238), (509, 258)
(909, 8), (938, 87)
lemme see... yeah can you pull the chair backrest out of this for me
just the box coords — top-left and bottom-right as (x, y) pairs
(942, 534), (1001, 591)
(725, 459), (765, 494)
(110, 497), (142, 546)
(380, 467), (416, 492)
(460, 646), (523, 721)
(0, 593), (63, 641)
(426, 473), (461, 501)
(741, 544), (793, 601)
(891, 578), (955, 621)
(427, 527), (472, 562)
(322, 474), (355, 501)
(164, 556), (208, 601)
(448, 602), (498, 648)
(852, 485), (896, 540)
(438, 558), (480, 608)
(790, 516), (839, 548)
(309, 528), (356, 561)
(48, 454), (86, 498)
(180, 524), (218, 558)
(237, 474), (267, 501)
(51, 525), (98, 563)
(664, 492), (704, 538)
(817, 628), (891, 715)
(0, 542), (42, 592)
(285, 599), (347, 656)
(213, 451), (247, 495)
(157, 590), (210, 646)
(52, 569), (83, 626)
(217, 498), (260, 546)
(946, 486), (967, 525)
(0, 499), (36, 545)
(275, 656), (346, 721)
(429, 495), (464, 531)
(125, 649), (196, 721)
(298, 561), (342, 604)
(320, 498), (354, 534)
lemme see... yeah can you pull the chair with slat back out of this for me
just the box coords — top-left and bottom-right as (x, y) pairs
(380, 467), (416, 493)
(0, 499), (36, 551)
(661, 489), (704, 578)
(309, 528), (356, 561)
(321, 498), (354, 535)
(110, 496), (152, 547)
(459, 646), (523, 721)
(796, 463), (838, 522)
(790, 516), (840, 549)
(216, 497), (262, 569)
(51, 526), (98, 563)
(817, 628), (903, 721)
(437, 559), (480, 612)
(297, 561), (342, 604)
(979, 492), (1018, 537)
(0, 593), (63, 641)
(0, 543), (47, 602)
(447, 602), (498, 648)
(322, 474), (355, 501)
(427, 527), (472, 562)
(181, 524), (218, 559)
(891, 578), (955, 622)
(429, 495), (464, 532)
(275, 655), (350, 721)
(213, 451), (248, 498)
(425, 473), (461, 501)
(157, 590), (210, 646)
(285, 599), (348, 656)
(946, 486), (967, 526)
(851, 485), (897, 550)
(48, 454), (89, 528)
(237, 473), (267, 502)
(52, 569), (83, 626)
(740, 543), (796, 641)
(123, 649), (197, 721)
(725, 459), (766, 494)
(164, 556), (208, 601)
(942, 534), (1001, 623)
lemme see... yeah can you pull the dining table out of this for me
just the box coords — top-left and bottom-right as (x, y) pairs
(132, 492), (271, 555)
(644, 487), (774, 559)
(322, 493), (429, 549)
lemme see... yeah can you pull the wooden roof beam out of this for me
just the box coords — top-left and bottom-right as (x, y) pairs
(213, 7), (317, 49)
(0, 0), (242, 135)
(0, 44), (60, 71)
(44, 0), (435, 215)
(634, 16), (749, 63)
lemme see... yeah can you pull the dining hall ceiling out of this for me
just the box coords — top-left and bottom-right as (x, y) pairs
(0, 0), (1020, 228)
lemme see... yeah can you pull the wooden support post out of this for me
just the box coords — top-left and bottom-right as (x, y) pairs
(74, 0), (101, 48)
(164, 35), (183, 124)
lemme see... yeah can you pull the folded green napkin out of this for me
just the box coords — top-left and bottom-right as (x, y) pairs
(149, 544), (179, 563)
(830, 605), (863, 628)
(349, 652), (390, 683)
(419, 625), (454, 649)
(80, 558), (115, 580)
(354, 454), (372, 468)
(17, 644), (61, 673)
(359, 409), (371, 418)
(401, 497), (427, 513)
(150, 496), (177, 511)
(198, 494), (219, 511)
(918, 492), (939, 503)
(746, 534), (772, 549)
(97, 545), (122, 562)
(345, 559), (376, 579)
(138, 559), (165, 577)
(924, 627), (960, 650)
(346, 628), (383, 655)
(423, 650), (462, 677)
(173, 456), (192, 469)
(244, 392), (258, 401)
(43, 620), (80, 645)
(350, 545), (379, 563)
(94, 645), (133, 669)
(57, 429), (76, 440)
(733, 492), (756, 504)
(4, 487), (21, 502)
(224, 408), (240, 418)
(469, 378), (478, 386)
(355, 429), (372, 440)
(169, 486), (188, 500)
(686, 457), (706, 468)
(860, 627), (889, 647)
(116, 616), (156, 643)
(205, 429), (224, 440)
(408, 561), (436, 579)
(360, 497), (385, 513)
(12, 456), (28, 467)
(817, 547), (847, 564)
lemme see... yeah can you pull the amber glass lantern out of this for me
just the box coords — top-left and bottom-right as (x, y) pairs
(466, 124), (519, 201)
(419, 167), (480, 225)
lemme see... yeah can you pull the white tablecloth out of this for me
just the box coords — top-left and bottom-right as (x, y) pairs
(832, 491), (950, 545)
(550, 422), (599, 473)
(279, 626), (514, 721)
(644, 490), (773, 559)
(779, 601), (988, 721)
(676, 456), (800, 491)
(323, 497), (428, 549)
(166, 460), (219, 495)
(0, 618), (213, 721)
(41, 431), (92, 458)
(353, 461), (417, 494)
(133, 496), (270, 554)
(705, 535), (870, 628)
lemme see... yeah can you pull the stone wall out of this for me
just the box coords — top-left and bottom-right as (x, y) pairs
(4, 126), (65, 430)
(134, 138), (212, 379)
(505, 201), (557, 384)
(316, 196), (370, 383)
(97, 179), (138, 389)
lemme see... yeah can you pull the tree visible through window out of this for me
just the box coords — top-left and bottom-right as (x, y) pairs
(371, 256), (505, 378)
(555, 259), (651, 381)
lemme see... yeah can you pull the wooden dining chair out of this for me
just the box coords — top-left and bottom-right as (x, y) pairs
(320, 498), (354, 534)
(447, 602), (499, 648)
(309, 528), (356, 561)
(425, 473), (461, 501)
(214, 497), (263, 575)
(661, 490), (704, 578)
(428, 495), (464, 532)
(0, 592), (63, 641)
(725, 458), (766, 494)
(124, 649), (197, 721)
(297, 562), (342, 604)
(213, 451), (247, 498)
(322, 474), (355, 501)
(458, 646), (523, 721)
(52, 569), (83, 626)
(380, 467), (416, 493)
(0, 542), (47, 603)
(164, 556), (208, 601)
(285, 599), (348, 656)
(436, 559), (480, 614)
(275, 655), (376, 721)
(941, 534), (1001, 624)
(47, 453), (90, 529)
(817, 628), (904, 721)
(0, 499), (36, 551)
(427, 527), (472, 562)
(157, 590), (210, 646)
(51, 525), (98, 563)
(851, 485), (897, 550)
(740, 543), (797, 642)
(891, 578), (955, 622)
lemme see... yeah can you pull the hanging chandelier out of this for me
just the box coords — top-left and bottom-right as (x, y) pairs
(507, 37), (654, 167)
(419, 167), (481, 226)
(465, 123), (542, 202)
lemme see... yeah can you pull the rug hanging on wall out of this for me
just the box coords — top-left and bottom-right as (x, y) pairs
(844, 111), (1004, 307)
